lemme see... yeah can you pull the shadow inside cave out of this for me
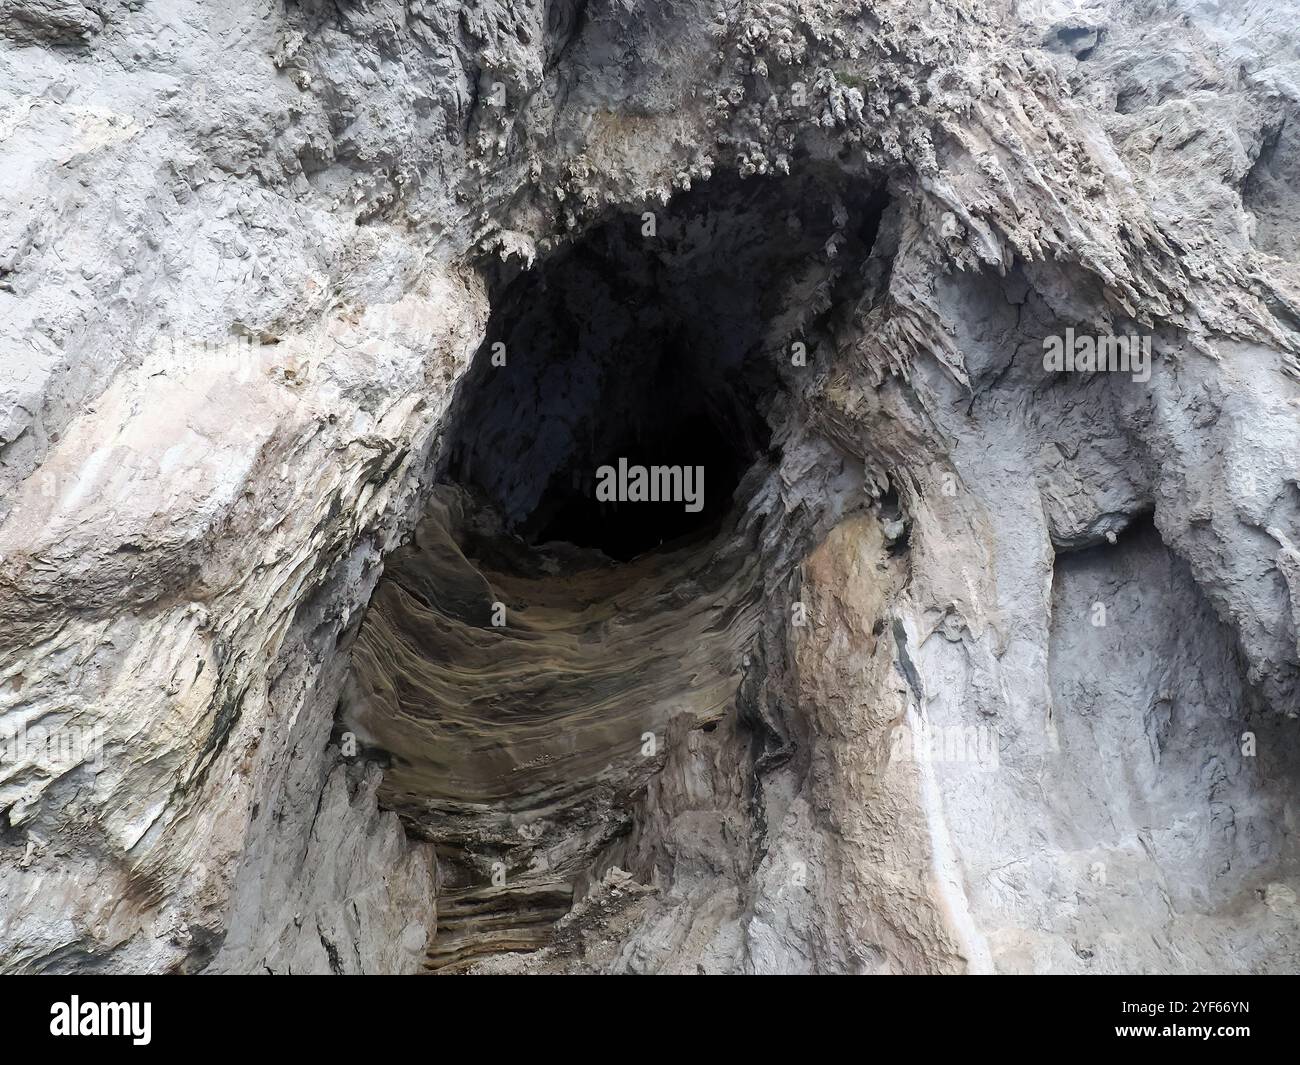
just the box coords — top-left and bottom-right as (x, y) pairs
(342, 168), (888, 970)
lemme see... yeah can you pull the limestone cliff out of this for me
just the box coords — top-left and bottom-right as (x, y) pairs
(1, 0), (1297, 974)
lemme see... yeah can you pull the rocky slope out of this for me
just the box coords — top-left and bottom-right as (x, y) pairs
(0, 0), (1297, 974)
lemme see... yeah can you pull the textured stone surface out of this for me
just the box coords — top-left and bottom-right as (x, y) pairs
(1, 0), (1298, 974)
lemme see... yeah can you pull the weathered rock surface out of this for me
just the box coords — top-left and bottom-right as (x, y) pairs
(1, 0), (1297, 974)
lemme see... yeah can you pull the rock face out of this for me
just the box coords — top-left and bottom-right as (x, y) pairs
(1, 0), (1298, 974)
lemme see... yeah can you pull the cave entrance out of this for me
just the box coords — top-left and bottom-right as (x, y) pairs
(442, 168), (887, 561)
(345, 167), (889, 971)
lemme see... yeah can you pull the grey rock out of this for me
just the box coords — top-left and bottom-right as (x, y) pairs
(1, 0), (1298, 975)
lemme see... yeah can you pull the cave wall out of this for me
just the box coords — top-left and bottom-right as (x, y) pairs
(0, 0), (1298, 974)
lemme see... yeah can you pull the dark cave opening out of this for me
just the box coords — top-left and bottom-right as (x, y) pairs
(441, 169), (888, 561)
(345, 167), (891, 971)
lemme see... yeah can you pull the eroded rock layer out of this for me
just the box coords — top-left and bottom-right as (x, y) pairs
(346, 491), (769, 970)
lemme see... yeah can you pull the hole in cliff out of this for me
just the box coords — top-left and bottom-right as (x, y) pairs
(442, 169), (887, 561)
(346, 167), (888, 971)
